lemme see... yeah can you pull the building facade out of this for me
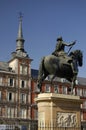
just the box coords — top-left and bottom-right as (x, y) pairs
(0, 17), (33, 129)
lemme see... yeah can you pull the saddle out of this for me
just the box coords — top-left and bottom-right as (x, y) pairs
(57, 51), (73, 64)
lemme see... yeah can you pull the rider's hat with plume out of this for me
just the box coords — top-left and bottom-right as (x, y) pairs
(57, 36), (63, 41)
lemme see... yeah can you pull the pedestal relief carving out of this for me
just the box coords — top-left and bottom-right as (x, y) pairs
(38, 112), (45, 127)
(57, 112), (77, 127)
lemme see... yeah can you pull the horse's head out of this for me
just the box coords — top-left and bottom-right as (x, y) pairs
(69, 50), (83, 66)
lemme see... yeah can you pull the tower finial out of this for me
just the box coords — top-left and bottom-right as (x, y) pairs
(19, 12), (23, 22)
(16, 12), (24, 39)
(16, 12), (25, 52)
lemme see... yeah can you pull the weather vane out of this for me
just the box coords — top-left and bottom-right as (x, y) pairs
(18, 12), (23, 21)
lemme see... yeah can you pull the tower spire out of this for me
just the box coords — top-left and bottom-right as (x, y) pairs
(16, 12), (25, 52)
(11, 13), (29, 58)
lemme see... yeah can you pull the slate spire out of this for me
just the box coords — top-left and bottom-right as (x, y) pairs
(11, 13), (29, 58)
(16, 13), (25, 52)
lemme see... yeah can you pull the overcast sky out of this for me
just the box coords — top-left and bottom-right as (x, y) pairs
(0, 0), (86, 78)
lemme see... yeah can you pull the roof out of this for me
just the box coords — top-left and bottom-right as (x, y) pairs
(31, 69), (86, 86)
(0, 62), (9, 71)
(31, 69), (38, 79)
(77, 77), (86, 86)
(0, 61), (15, 74)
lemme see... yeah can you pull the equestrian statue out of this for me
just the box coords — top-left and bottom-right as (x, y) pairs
(37, 36), (83, 94)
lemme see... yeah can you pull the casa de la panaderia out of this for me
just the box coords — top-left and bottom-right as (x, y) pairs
(0, 17), (86, 130)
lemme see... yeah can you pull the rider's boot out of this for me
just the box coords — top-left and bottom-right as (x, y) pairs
(72, 68), (77, 75)
(71, 63), (77, 75)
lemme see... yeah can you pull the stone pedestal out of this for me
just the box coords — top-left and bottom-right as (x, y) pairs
(35, 93), (82, 130)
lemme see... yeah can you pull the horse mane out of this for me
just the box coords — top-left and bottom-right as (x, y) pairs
(69, 49), (83, 57)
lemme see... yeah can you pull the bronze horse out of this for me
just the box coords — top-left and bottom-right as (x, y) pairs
(37, 50), (83, 93)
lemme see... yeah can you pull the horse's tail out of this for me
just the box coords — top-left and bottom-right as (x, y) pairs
(38, 56), (45, 81)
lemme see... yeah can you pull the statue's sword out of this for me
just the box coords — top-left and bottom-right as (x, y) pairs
(67, 45), (73, 54)
(67, 40), (76, 54)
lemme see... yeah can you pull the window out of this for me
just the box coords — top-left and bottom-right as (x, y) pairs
(10, 78), (13, 86)
(9, 93), (12, 100)
(0, 91), (1, 100)
(7, 107), (14, 118)
(22, 80), (24, 88)
(8, 92), (14, 102)
(20, 65), (28, 75)
(45, 85), (50, 92)
(54, 85), (58, 93)
(15, 108), (17, 118)
(81, 112), (83, 120)
(20, 109), (26, 118)
(62, 86), (67, 94)
(77, 88), (82, 96)
(20, 80), (27, 88)
(83, 89), (86, 97)
(0, 77), (2, 85)
(23, 66), (28, 75)
(0, 107), (1, 116)
(20, 93), (26, 103)
(83, 101), (86, 109)
(20, 65), (22, 74)
(8, 78), (14, 87)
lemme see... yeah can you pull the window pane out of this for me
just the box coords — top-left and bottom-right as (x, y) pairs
(54, 85), (58, 93)
(22, 81), (24, 88)
(45, 85), (50, 92)
(10, 79), (13, 86)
